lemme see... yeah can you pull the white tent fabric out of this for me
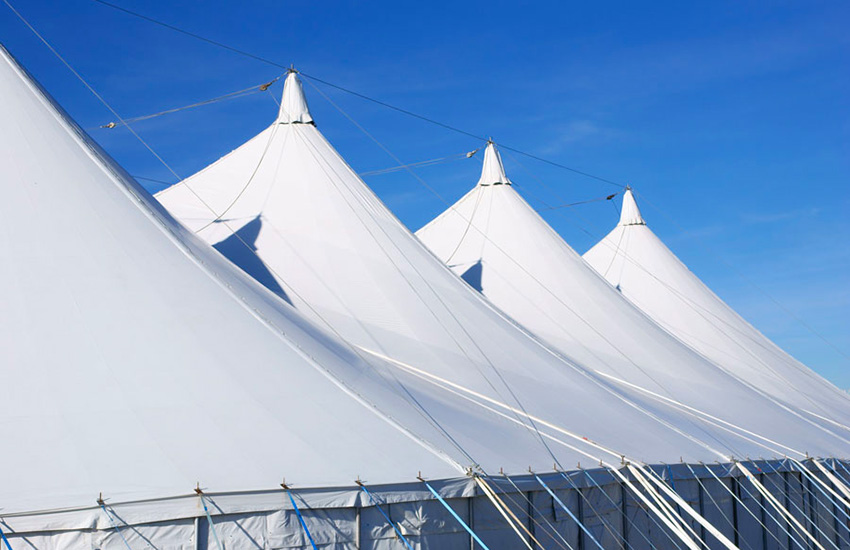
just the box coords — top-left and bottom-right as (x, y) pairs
(158, 73), (844, 468)
(477, 141), (511, 186)
(584, 188), (850, 431)
(6, 42), (849, 550)
(415, 143), (850, 458)
(0, 44), (614, 522)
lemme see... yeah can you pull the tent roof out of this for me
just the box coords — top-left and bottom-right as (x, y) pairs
(0, 44), (595, 519)
(416, 143), (850, 457)
(0, 42), (464, 513)
(158, 75), (845, 471)
(584, 188), (850, 432)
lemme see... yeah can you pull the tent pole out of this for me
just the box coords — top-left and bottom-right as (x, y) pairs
(806, 475), (818, 550)
(621, 481), (629, 550)
(697, 476), (707, 545)
(468, 496), (475, 550)
(528, 491), (537, 549)
(577, 484), (585, 550)
(759, 472), (769, 550)
(785, 471), (794, 550)
(355, 506), (361, 549)
(732, 475), (741, 548)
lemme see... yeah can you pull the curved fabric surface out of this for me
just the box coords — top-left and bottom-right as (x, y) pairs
(415, 143), (850, 458)
(0, 45), (613, 517)
(157, 73), (843, 468)
(583, 189), (850, 433)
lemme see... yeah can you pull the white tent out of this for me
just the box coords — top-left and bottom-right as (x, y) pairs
(584, 187), (850, 433)
(415, 142), (850, 453)
(154, 71), (850, 468)
(0, 41), (474, 504)
(0, 43), (618, 534)
(5, 41), (850, 549)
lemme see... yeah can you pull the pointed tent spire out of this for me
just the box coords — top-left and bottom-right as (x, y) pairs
(278, 69), (313, 124)
(585, 184), (850, 425)
(477, 141), (512, 186)
(619, 187), (645, 226)
(161, 57), (795, 470)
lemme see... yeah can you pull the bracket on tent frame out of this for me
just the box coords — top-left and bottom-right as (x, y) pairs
(96, 492), (105, 506)
(194, 483), (204, 496)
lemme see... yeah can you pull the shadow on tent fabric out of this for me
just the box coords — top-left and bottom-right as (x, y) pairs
(459, 260), (484, 292)
(213, 215), (292, 306)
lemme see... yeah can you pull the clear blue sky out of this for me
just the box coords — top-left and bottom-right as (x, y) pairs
(3, 1), (848, 386)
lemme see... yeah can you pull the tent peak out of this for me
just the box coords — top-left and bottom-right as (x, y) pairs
(278, 71), (313, 125)
(619, 187), (645, 226)
(477, 141), (511, 186)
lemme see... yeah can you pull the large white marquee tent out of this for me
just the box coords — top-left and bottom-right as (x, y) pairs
(154, 72), (850, 548)
(0, 44), (601, 549)
(156, 71), (847, 465)
(2, 34), (849, 550)
(415, 143), (850, 438)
